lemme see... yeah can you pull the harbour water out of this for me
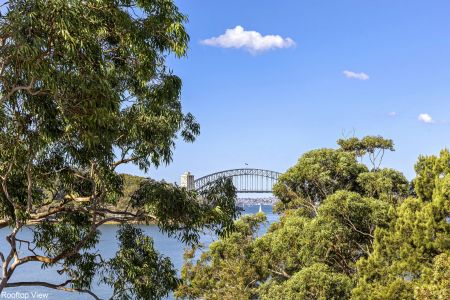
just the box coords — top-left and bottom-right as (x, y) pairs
(0, 205), (277, 300)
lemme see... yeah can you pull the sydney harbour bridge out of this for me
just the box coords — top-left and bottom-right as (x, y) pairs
(181, 168), (281, 193)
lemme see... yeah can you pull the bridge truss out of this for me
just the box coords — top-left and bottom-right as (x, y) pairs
(194, 168), (281, 193)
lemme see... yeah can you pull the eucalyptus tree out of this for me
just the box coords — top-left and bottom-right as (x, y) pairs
(337, 135), (394, 169)
(0, 1), (239, 299)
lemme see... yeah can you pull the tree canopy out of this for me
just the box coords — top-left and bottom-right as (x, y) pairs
(337, 135), (394, 169)
(0, 1), (239, 299)
(353, 149), (450, 299)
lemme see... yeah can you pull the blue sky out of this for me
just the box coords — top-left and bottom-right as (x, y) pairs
(118, 0), (450, 183)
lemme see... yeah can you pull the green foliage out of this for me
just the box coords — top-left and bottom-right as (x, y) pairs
(252, 212), (310, 280)
(273, 148), (367, 216)
(414, 253), (450, 299)
(259, 263), (353, 300)
(357, 168), (409, 205)
(413, 149), (450, 201)
(352, 150), (450, 299)
(318, 191), (392, 271)
(255, 190), (391, 284)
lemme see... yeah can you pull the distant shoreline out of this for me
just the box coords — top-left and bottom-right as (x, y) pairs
(236, 197), (278, 206)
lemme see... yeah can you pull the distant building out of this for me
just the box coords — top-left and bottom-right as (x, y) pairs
(181, 171), (195, 190)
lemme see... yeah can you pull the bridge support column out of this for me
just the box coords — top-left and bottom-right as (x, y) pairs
(181, 171), (195, 191)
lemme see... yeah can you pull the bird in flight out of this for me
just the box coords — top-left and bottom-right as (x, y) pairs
(245, 163), (248, 166)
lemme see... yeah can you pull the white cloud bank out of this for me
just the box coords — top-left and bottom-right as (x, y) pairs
(201, 26), (295, 53)
(342, 70), (370, 80)
(418, 113), (434, 124)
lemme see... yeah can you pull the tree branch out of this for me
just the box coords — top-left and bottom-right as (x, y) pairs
(0, 220), (8, 230)
(26, 160), (33, 213)
(111, 155), (144, 168)
(0, 78), (40, 104)
(343, 214), (374, 238)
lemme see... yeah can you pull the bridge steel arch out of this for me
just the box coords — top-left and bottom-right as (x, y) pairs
(194, 168), (281, 193)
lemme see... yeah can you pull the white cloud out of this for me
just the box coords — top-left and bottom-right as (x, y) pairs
(418, 113), (434, 123)
(388, 112), (397, 117)
(201, 25), (295, 53)
(342, 70), (370, 80)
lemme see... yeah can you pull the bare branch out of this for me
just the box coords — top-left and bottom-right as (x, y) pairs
(15, 238), (38, 256)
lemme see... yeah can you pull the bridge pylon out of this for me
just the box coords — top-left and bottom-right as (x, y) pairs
(180, 171), (195, 191)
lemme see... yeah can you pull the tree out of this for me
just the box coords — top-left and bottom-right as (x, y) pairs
(352, 149), (450, 299)
(0, 1), (239, 298)
(259, 263), (353, 300)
